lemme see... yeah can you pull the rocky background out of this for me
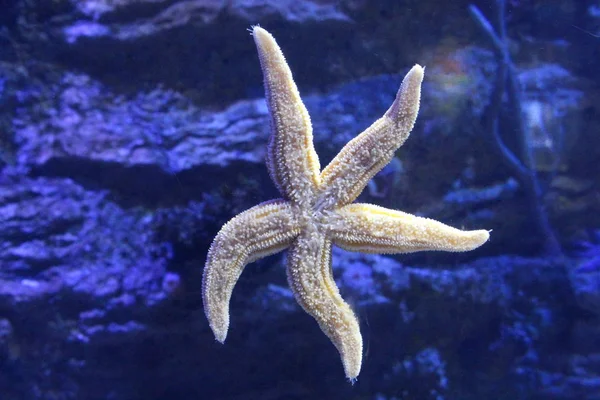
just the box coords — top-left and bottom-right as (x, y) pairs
(0, 0), (599, 399)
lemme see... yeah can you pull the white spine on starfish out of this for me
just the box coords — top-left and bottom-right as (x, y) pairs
(252, 26), (321, 208)
(317, 65), (424, 211)
(203, 200), (301, 342)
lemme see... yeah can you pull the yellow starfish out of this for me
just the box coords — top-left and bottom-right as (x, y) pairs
(202, 26), (490, 381)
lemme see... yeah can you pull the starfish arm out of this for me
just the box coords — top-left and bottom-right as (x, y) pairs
(287, 229), (363, 381)
(252, 26), (321, 206)
(330, 203), (490, 254)
(202, 199), (300, 343)
(317, 65), (424, 210)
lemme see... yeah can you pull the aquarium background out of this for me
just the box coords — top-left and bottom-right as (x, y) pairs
(0, 0), (599, 399)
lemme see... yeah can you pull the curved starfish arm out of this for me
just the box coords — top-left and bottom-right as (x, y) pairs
(330, 203), (490, 254)
(252, 26), (321, 207)
(287, 229), (363, 381)
(203, 199), (300, 343)
(317, 65), (424, 210)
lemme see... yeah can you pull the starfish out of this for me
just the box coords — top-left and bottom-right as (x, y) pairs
(202, 26), (490, 381)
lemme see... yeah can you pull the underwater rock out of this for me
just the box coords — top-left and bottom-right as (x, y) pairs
(0, 176), (181, 397)
(65, 0), (351, 40)
(1, 0), (599, 398)
(10, 66), (495, 211)
(0, 176), (170, 305)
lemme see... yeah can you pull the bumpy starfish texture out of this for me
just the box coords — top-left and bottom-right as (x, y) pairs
(202, 26), (490, 381)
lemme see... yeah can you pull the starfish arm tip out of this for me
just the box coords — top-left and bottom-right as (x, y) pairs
(250, 24), (265, 36)
(251, 25), (273, 47)
(465, 229), (491, 250)
(212, 325), (227, 343)
(344, 360), (361, 382)
(205, 308), (229, 344)
(410, 63), (425, 77)
(385, 63), (425, 126)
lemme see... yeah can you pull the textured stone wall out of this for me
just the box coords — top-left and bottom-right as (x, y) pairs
(0, 0), (599, 399)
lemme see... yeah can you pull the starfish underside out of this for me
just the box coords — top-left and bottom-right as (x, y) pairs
(202, 26), (490, 381)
